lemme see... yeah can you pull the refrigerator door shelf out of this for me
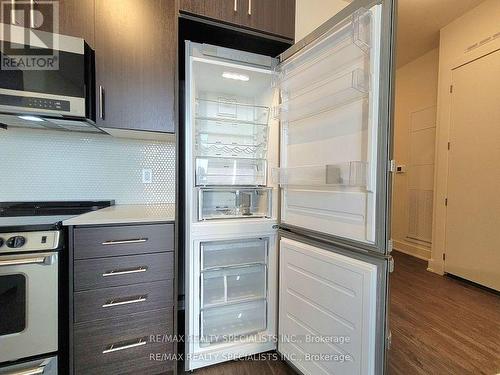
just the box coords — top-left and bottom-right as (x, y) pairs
(201, 238), (268, 270)
(195, 157), (268, 186)
(275, 161), (368, 188)
(196, 98), (270, 125)
(200, 299), (268, 347)
(198, 187), (272, 221)
(277, 8), (372, 89)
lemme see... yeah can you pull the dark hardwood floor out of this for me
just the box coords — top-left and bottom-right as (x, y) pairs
(190, 251), (500, 374)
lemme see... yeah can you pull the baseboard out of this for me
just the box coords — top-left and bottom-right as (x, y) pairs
(392, 239), (431, 260)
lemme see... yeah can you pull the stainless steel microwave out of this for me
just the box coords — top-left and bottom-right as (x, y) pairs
(0, 23), (102, 133)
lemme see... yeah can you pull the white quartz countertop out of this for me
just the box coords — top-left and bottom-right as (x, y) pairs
(63, 204), (175, 226)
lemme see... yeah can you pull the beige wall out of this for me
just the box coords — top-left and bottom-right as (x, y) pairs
(392, 49), (439, 260)
(295, 0), (349, 41)
(430, 0), (500, 274)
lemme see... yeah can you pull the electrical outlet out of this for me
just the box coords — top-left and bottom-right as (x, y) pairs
(142, 169), (153, 184)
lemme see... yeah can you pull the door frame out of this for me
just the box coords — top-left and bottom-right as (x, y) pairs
(277, 0), (397, 256)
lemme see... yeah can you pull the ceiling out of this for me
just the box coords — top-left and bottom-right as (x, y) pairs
(396, 0), (486, 67)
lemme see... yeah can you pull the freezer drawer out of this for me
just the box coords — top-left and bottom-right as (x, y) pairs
(200, 299), (267, 346)
(198, 188), (272, 220)
(201, 238), (268, 269)
(202, 264), (267, 308)
(195, 157), (267, 186)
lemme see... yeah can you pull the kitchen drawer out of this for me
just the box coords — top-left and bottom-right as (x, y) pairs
(73, 224), (174, 259)
(74, 280), (173, 323)
(202, 238), (268, 269)
(74, 252), (174, 291)
(74, 308), (173, 375)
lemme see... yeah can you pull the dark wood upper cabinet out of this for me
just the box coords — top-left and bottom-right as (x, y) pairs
(94, 0), (176, 133)
(57, 0), (95, 47)
(180, 0), (295, 40)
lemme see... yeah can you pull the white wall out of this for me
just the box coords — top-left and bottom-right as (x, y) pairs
(392, 48), (439, 260)
(430, 0), (500, 274)
(295, 0), (349, 41)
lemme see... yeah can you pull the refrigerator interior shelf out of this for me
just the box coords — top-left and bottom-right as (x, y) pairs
(276, 69), (370, 123)
(277, 8), (371, 91)
(195, 157), (267, 186)
(196, 142), (267, 159)
(275, 161), (368, 188)
(196, 98), (270, 125)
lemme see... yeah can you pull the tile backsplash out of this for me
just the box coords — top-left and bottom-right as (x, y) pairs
(0, 128), (175, 204)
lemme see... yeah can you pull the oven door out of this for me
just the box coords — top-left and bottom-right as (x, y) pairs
(0, 252), (58, 363)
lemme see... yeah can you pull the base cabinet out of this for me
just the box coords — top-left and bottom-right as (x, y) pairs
(69, 223), (175, 375)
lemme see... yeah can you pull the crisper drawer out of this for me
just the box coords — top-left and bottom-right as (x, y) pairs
(198, 187), (272, 220)
(73, 224), (174, 259)
(201, 299), (267, 346)
(202, 264), (267, 307)
(201, 238), (268, 269)
(74, 308), (173, 375)
(74, 280), (173, 323)
(195, 157), (267, 186)
(74, 252), (174, 291)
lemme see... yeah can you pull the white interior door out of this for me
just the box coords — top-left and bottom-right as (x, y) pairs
(278, 237), (381, 375)
(445, 49), (500, 291)
(276, 0), (393, 252)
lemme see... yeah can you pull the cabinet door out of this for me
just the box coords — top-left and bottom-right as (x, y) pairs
(95, 0), (175, 133)
(180, 0), (240, 26)
(244, 0), (295, 40)
(57, 0), (95, 46)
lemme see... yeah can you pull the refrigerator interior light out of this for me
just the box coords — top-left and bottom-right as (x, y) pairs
(222, 71), (250, 81)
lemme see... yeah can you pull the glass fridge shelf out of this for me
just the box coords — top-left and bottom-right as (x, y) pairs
(275, 161), (368, 188)
(196, 98), (270, 125)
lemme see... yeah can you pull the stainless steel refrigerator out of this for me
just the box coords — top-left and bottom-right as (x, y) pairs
(183, 0), (396, 373)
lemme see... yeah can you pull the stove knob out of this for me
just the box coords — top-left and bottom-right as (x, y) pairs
(7, 236), (26, 248)
(0, 238), (3, 247)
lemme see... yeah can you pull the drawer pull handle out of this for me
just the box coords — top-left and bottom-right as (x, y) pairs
(102, 266), (148, 277)
(102, 238), (148, 245)
(102, 338), (147, 354)
(102, 295), (147, 308)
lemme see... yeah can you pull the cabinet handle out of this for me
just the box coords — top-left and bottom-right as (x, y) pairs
(234, 0), (238, 12)
(102, 266), (148, 277)
(102, 238), (148, 245)
(99, 85), (104, 119)
(102, 295), (147, 308)
(248, 0), (252, 15)
(102, 338), (147, 354)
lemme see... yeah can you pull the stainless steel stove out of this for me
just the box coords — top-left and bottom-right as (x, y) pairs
(0, 201), (113, 375)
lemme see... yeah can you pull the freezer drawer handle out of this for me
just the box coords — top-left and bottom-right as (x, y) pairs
(102, 238), (148, 245)
(102, 266), (148, 277)
(102, 338), (147, 354)
(102, 295), (147, 308)
(5, 366), (45, 375)
(0, 255), (51, 267)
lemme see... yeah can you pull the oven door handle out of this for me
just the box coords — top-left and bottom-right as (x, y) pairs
(5, 366), (45, 375)
(0, 255), (54, 267)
